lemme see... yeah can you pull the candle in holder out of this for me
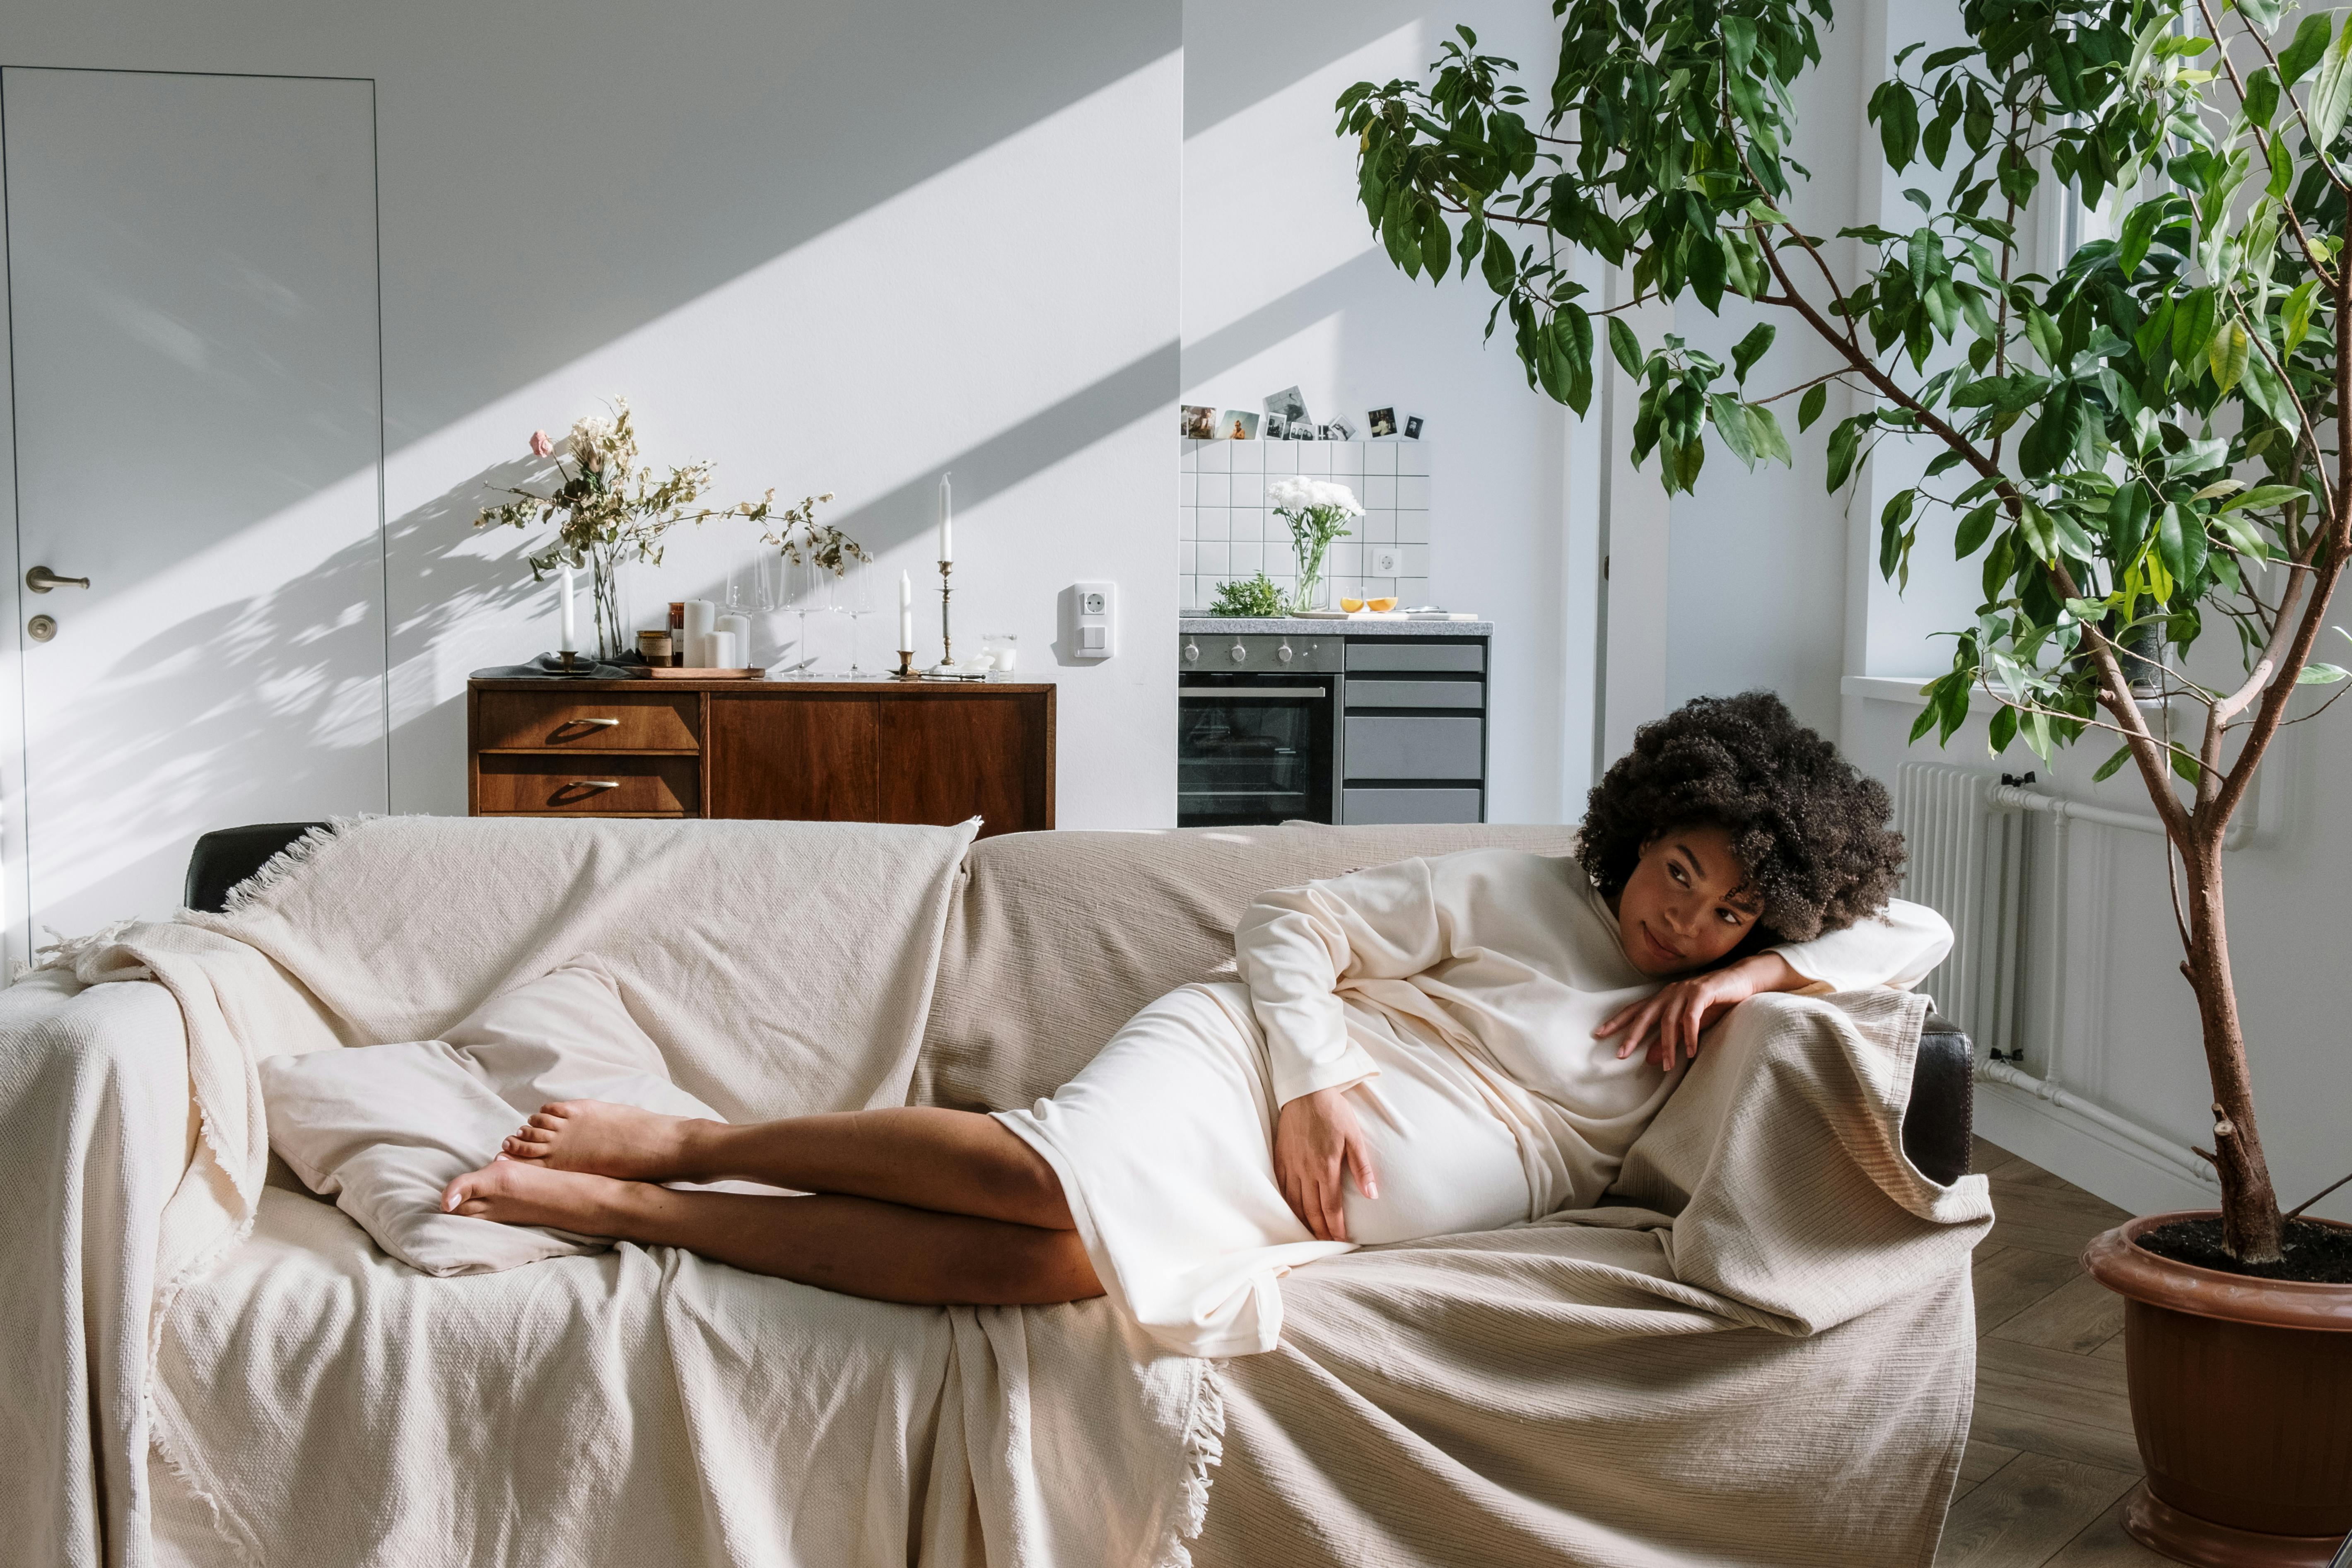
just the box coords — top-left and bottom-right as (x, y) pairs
(938, 473), (953, 564)
(898, 571), (914, 653)
(558, 565), (577, 654)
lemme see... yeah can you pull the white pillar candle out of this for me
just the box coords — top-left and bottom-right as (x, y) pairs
(558, 565), (577, 653)
(994, 643), (1018, 672)
(708, 630), (738, 669)
(716, 612), (750, 669)
(682, 599), (715, 665)
(938, 472), (953, 564)
(898, 571), (914, 653)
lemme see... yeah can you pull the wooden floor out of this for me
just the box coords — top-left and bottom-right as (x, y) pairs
(1935, 1136), (2169, 1567)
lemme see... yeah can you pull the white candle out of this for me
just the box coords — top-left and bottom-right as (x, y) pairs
(898, 571), (914, 653)
(717, 612), (750, 669)
(682, 599), (715, 666)
(708, 630), (738, 669)
(558, 565), (577, 653)
(938, 472), (953, 564)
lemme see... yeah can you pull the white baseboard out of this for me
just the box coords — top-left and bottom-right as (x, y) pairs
(1976, 1078), (2219, 1218)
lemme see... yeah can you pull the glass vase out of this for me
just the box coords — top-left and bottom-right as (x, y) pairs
(588, 549), (630, 661)
(1291, 536), (1332, 613)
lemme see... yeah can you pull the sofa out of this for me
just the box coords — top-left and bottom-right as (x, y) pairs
(4, 817), (1989, 1568)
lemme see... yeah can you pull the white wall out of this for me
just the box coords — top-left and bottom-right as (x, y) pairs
(3, 0), (1182, 842)
(1179, 0), (1582, 823)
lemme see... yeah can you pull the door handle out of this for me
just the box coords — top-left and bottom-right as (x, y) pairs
(26, 566), (90, 593)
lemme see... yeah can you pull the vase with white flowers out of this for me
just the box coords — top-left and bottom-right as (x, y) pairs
(1267, 477), (1363, 613)
(472, 399), (796, 660)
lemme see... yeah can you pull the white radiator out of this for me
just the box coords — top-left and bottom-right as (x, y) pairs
(1894, 761), (2029, 1059)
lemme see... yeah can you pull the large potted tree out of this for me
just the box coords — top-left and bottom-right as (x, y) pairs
(1338, 0), (2350, 1557)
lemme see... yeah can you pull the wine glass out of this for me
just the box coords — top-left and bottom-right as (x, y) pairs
(834, 558), (876, 675)
(724, 552), (764, 667)
(785, 555), (832, 678)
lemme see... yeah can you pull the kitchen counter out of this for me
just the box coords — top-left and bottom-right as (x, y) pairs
(1178, 615), (1492, 637)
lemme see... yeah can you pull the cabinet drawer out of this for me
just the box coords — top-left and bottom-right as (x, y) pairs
(477, 691), (700, 750)
(1343, 641), (1484, 673)
(1344, 715), (1483, 780)
(1344, 678), (1483, 709)
(475, 755), (699, 814)
(1344, 787), (1484, 824)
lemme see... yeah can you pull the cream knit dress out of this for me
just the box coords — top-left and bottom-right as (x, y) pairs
(995, 848), (1952, 1357)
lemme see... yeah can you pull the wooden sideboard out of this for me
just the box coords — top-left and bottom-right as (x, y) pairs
(466, 677), (1055, 837)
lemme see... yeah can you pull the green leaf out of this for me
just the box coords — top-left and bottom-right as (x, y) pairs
(1731, 322), (1776, 383)
(2297, 662), (2350, 683)
(2209, 320), (2250, 396)
(2157, 502), (2208, 584)
(2217, 483), (2308, 514)
(2170, 747), (2202, 786)
(2170, 288), (2217, 368)
(1879, 488), (1919, 580)
(1711, 393), (1759, 465)
(2091, 745), (2132, 783)
(2284, 279), (2321, 352)
(2107, 482), (2152, 557)
(1987, 704), (2019, 755)
(2115, 201), (2165, 275)
(2307, 18), (2352, 147)
(1955, 500), (1999, 557)
(2280, 12), (2333, 84)
(2025, 308), (2063, 369)
(1747, 403), (1793, 466)
(1798, 383), (1829, 431)
(1607, 316), (1643, 379)
(1826, 414), (1872, 492)
(2240, 0), (2285, 33)
(2245, 65), (2282, 129)
(1871, 81), (1921, 169)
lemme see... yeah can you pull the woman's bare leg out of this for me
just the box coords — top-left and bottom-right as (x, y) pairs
(441, 1158), (1102, 1305)
(502, 1102), (1070, 1228)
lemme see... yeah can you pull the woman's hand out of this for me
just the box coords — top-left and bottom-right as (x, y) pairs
(1273, 1087), (1379, 1243)
(1594, 953), (1804, 1069)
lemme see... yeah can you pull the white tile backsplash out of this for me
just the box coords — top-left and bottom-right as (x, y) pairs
(1176, 438), (1431, 611)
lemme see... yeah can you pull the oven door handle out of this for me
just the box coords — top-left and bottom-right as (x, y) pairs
(1179, 686), (1329, 699)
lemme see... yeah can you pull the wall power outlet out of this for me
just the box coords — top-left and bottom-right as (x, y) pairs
(1371, 548), (1401, 576)
(1063, 580), (1116, 660)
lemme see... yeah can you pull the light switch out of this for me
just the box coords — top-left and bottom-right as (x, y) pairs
(1064, 579), (1116, 660)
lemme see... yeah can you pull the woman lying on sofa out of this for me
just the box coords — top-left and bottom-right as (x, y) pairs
(444, 690), (1950, 1356)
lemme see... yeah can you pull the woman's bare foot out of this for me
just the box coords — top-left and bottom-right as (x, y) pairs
(499, 1100), (707, 1180)
(441, 1155), (636, 1233)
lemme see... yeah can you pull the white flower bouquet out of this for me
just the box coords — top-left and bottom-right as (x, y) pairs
(1266, 477), (1363, 613)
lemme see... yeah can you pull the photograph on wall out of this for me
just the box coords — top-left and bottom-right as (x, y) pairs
(1180, 405), (1218, 440)
(1367, 407), (1397, 438)
(1324, 416), (1358, 441)
(1263, 386), (1310, 431)
(1221, 409), (1260, 440)
(1264, 413), (1290, 440)
(1404, 415), (1424, 439)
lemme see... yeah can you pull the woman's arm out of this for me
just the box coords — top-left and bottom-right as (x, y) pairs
(1236, 858), (1450, 1242)
(1594, 900), (1955, 1069)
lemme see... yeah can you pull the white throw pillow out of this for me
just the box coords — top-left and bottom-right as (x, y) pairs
(261, 961), (734, 1276)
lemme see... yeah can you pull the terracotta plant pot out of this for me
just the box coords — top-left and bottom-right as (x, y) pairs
(2082, 1211), (2352, 1567)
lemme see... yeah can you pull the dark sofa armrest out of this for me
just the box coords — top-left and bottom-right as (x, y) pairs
(184, 822), (330, 914)
(1901, 1011), (1974, 1187)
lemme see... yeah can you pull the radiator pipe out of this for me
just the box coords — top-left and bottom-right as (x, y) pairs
(1979, 1058), (2219, 1189)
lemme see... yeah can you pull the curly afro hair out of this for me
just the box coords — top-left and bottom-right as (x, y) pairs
(1578, 691), (1906, 943)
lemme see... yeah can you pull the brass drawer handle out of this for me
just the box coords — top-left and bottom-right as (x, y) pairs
(573, 716), (623, 727)
(570, 780), (622, 791)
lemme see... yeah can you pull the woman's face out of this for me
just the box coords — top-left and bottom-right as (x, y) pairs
(1611, 822), (1764, 977)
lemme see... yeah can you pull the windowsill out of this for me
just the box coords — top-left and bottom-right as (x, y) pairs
(1841, 675), (1938, 707)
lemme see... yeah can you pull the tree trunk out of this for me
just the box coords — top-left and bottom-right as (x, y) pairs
(2181, 831), (2286, 1262)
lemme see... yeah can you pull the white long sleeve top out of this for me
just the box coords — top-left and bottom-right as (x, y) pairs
(1233, 848), (1953, 1213)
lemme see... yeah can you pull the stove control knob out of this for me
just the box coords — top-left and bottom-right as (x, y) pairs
(1277, 642), (1294, 663)
(1182, 641), (1199, 664)
(1229, 642), (1248, 664)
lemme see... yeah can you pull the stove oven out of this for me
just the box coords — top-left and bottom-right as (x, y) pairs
(1176, 632), (1340, 827)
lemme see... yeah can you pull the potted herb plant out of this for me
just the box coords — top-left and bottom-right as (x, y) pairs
(1340, 0), (2351, 1556)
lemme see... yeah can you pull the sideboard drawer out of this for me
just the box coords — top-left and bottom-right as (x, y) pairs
(476, 691), (701, 751)
(475, 755), (699, 815)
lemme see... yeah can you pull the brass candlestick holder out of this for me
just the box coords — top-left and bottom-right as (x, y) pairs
(893, 649), (919, 679)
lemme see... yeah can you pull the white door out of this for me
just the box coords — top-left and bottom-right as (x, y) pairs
(2, 67), (386, 944)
